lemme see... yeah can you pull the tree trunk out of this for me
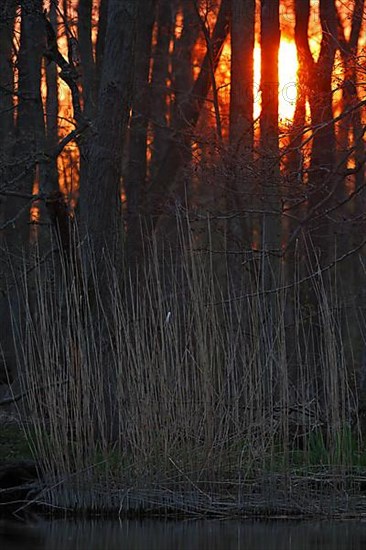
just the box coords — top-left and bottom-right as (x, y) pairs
(78, 0), (96, 118)
(0, 1), (46, 384)
(150, 0), (174, 179)
(80, 0), (139, 270)
(259, 0), (282, 408)
(230, 0), (255, 151)
(335, 0), (366, 394)
(78, 0), (97, 191)
(146, 0), (230, 224)
(95, 0), (109, 97)
(227, 0), (255, 285)
(0, 0), (16, 241)
(171, 1), (199, 130)
(12, 0), (46, 244)
(0, 0), (17, 383)
(45, 1), (59, 193)
(337, 0), (365, 205)
(308, 0), (337, 206)
(260, 0), (281, 262)
(294, 0), (338, 401)
(295, 0), (337, 261)
(125, 0), (156, 267)
(0, 1), (15, 161)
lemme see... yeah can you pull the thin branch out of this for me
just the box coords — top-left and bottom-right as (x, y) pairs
(209, 237), (366, 306)
(283, 124), (366, 253)
(282, 97), (366, 162)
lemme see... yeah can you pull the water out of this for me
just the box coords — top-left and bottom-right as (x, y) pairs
(1, 518), (366, 549)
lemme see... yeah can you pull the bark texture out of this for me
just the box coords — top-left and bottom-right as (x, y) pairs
(230, 0), (255, 151)
(150, 0), (174, 179)
(260, 0), (281, 257)
(125, 0), (156, 266)
(227, 0), (255, 283)
(80, 0), (139, 265)
(295, 0), (337, 258)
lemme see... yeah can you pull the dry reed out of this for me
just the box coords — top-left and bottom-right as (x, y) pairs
(9, 217), (365, 516)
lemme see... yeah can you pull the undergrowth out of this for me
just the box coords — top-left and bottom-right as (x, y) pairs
(7, 218), (366, 515)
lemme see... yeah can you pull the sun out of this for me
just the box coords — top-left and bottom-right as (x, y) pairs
(254, 38), (299, 124)
(278, 39), (299, 123)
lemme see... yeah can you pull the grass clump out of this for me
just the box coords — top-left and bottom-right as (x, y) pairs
(8, 218), (366, 517)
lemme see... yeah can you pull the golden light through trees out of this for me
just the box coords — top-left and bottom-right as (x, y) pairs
(253, 38), (299, 123)
(4, 0), (365, 224)
(278, 39), (299, 122)
(16, 0), (362, 252)
(43, 0), (360, 186)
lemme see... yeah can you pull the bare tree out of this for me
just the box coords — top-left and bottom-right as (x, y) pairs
(337, 0), (365, 193)
(95, 0), (109, 96)
(45, 0), (59, 193)
(0, 1), (16, 172)
(226, 0), (255, 283)
(260, 0), (281, 263)
(79, 0), (140, 271)
(125, 0), (157, 266)
(10, 1), (45, 244)
(295, 0), (338, 259)
(150, 0), (175, 179)
(146, 0), (231, 225)
(0, 1), (16, 236)
(230, 0), (255, 152)
(77, 0), (97, 192)
(78, 0), (96, 119)
(171, 1), (199, 131)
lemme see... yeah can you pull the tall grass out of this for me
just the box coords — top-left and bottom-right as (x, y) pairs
(10, 217), (365, 515)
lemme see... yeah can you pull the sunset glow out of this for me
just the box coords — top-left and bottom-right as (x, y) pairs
(278, 39), (299, 122)
(254, 38), (299, 123)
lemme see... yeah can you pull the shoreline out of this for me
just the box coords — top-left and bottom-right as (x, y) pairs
(2, 459), (366, 520)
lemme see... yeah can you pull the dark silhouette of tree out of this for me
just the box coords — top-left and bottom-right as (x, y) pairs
(171, 2), (199, 131)
(150, 0), (175, 179)
(95, 0), (109, 96)
(78, 0), (96, 118)
(125, 0), (157, 266)
(337, 0), (365, 194)
(79, 0), (140, 272)
(0, 1), (16, 187)
(295, 0), (338, 259)
(45, 1), (59, 193)
(77, 0), (97, 191)
(146, 0), (230, 225)
(260, 0), (281, 264)
(227, 0), (255, 283)
(12, 1), (45, 244)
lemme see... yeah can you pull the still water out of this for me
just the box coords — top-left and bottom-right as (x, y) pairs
(1, 519), (366, 549)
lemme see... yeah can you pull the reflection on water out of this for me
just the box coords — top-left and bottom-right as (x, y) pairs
(1, 518), (366, 549)
(0, 521), (43, 550)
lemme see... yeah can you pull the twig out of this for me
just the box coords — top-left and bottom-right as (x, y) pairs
(209, 236), (366, 305)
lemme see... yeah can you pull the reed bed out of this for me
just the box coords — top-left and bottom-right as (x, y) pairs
(9, 218), (366, 516)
